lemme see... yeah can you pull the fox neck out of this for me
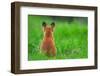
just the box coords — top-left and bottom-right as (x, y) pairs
(43, 32), (54, 39)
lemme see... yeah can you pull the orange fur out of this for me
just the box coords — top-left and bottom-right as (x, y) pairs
(40, 22), (56, 56)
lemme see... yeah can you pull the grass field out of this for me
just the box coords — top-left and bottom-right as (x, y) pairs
(28, 15), (88, 60)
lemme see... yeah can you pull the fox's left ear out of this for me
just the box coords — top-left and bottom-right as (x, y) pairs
(51, 22), (55, 28)
(42, 22), (47, 27)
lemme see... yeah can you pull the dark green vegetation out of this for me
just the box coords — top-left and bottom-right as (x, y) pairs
(28, 15), (88, 60)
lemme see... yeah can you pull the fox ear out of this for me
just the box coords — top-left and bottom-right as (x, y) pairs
(42, 22), (46, 31)
(51, 22), (55, 31)
(51, 22), (55, 28)
(42, 22), (46, 27)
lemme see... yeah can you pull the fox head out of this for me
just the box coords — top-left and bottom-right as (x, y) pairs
(42, 22), (55, 37)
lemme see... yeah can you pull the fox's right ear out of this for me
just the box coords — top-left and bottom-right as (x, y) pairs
(42, 22), (46, 27)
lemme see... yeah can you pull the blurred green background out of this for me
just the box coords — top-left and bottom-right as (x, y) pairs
(28, 15), (88, 61)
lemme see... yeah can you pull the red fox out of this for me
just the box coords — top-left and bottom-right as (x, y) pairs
(40, 22), (56, 56)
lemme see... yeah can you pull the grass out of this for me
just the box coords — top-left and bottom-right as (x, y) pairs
(28, 15), (88, 60)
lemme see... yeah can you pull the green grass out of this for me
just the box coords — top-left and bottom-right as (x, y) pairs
(28, 15), (88, 60)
